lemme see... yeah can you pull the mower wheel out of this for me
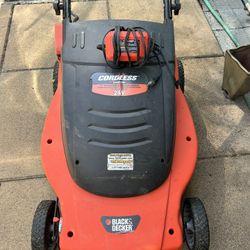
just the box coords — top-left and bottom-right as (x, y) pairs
(183, 198), (210, 250)
(52, 61), (59, 95)
(178, 60), (185, 93)
(31, 200), (59, 250)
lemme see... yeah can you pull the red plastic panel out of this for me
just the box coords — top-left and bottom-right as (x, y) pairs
(41, 61), (198, 250)
(55, 23), (62, 56)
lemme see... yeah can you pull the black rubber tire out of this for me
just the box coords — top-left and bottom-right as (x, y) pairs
(52, 61), (59, 95)
(31, 200), (58, 250)
(178, 60), (185, 93)
(183, 198), (210, 250)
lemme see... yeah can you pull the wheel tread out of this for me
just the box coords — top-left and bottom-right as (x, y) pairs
(178, 60), (185, 93)
(52, 61), (59, 95)
(183, 198), (210, 250)
(31, 200), (56, 250)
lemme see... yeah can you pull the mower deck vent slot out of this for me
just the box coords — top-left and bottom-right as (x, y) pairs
(88, 123), (152, 134)
(88, 138), (152, 148)
(72, 33), (77, 48)
(80, 31), (85, 49)
(88, 108), (151, 118)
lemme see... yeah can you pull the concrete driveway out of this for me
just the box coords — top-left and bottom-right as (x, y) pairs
(0, 0), (249, 249)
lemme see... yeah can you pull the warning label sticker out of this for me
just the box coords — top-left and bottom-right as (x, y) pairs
(107, 153), (134, 171)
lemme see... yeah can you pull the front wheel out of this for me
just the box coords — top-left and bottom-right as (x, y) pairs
(182, 198), (210, 250)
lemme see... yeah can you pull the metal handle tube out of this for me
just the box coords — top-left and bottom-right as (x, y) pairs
(64, 0), (173, 21)
(64, 0), (71, 21)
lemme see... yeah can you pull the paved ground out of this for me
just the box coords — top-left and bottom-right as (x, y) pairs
(0, 0), (249, 249)
(200, 0), (250, 51)
(199, 0), (250, 106)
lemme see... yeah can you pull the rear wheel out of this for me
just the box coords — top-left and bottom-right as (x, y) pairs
(178, 60), (185, 93)
(31, 200), (59, 250)
(52, 61), (59, 95)
(183, 198), (210, 250)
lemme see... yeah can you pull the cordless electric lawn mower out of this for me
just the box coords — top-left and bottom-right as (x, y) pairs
(31, 0), (210, 249)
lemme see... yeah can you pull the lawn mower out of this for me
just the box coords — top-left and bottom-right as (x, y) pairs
(31, 0), (210, 249)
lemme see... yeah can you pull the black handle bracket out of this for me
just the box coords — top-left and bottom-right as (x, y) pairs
(172, 0), (181, 16)
(53, 0), (64, 16)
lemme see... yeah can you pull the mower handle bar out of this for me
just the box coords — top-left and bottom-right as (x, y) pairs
(53, 0), (181, 22)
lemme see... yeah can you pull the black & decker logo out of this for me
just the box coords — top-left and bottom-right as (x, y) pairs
(101, 215), (140, 234)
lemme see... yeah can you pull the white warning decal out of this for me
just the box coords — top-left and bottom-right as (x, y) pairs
(107, 153), (134, 171)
